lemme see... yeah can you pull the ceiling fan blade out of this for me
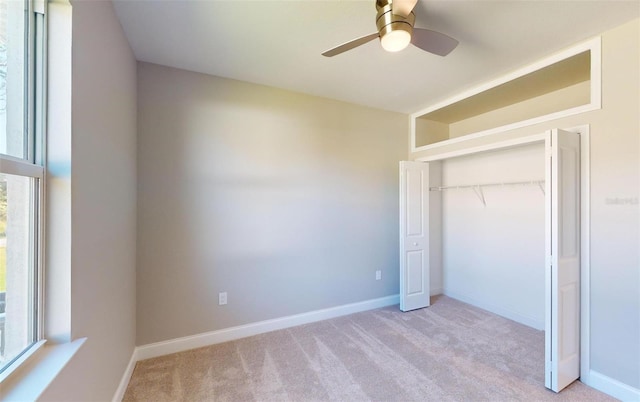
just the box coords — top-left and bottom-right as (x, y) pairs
(392, 0), (418, 18)
(322, 33), (379, 57)
(411, 28), (459, 56)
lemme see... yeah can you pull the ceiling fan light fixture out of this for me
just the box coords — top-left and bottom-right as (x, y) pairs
(380, 28), (411, 52)
(376, 2), (415, 53)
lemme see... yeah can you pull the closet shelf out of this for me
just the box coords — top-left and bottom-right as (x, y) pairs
(430, 180), (545, 206)
(429, 179), (545, 192)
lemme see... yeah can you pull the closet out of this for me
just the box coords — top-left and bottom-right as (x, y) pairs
(399, 129), (581, 392)
(398, 37), (600, 392)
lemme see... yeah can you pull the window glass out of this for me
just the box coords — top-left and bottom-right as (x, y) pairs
(0, 0), (41, 376)
(0, 173), (36, 371)
(0, 0), (27, 159)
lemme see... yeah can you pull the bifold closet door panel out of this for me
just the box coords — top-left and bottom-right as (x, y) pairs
(545, 128), (581, 393)
(399, 161), (430, 312)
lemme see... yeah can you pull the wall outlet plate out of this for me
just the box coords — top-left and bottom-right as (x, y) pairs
(219, 292), (227, 305)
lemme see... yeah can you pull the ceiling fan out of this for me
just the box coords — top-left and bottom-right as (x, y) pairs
(322, 0), (458, 57)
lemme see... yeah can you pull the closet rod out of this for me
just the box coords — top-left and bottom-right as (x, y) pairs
(429, 180), (545, 192)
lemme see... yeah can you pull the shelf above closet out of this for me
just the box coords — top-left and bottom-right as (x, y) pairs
(411, 37), (601, 152)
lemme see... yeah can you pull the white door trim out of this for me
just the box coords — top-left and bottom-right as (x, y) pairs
(578, 125), (592, 385)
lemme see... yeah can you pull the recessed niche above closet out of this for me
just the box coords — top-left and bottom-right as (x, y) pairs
(411, 38), (601, 152)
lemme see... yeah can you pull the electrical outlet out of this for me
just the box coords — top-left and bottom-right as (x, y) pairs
(375, 270), (382, 280)
(219, 292), (227, 305)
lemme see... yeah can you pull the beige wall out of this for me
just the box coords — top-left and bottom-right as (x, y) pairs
(136, 62), (408, 345)
(41, 1), (138, 400)
(413, 19), (640, 390)
(440, 144), (546, 329)
(415, 118), (449, 148)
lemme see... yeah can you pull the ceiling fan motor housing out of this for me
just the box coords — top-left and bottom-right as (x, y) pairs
(375, 0), (415, 40)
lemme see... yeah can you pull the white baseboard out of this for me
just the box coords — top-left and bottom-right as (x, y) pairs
(443, 290), (544, 331)
(112, 348), (138, 402)
(430, 287), (443, 296)
(582, 370), (640, 401)
(135, 294), (400, 361)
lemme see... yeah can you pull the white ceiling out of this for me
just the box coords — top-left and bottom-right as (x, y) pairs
(112, 0), (640, 114)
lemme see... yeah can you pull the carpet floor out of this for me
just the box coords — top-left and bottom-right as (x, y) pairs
(123, 296), (615, 401)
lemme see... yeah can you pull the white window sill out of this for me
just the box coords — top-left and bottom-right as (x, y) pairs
(0, 338), (86, 401)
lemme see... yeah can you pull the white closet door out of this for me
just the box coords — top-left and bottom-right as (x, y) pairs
(399, 161), (430, 312)
(545, 129), (581, 392)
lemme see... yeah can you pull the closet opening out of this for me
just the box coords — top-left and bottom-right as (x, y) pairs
(399, 127), (587, 393)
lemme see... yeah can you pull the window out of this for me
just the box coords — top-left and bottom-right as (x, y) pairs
(0, 0), (45, 377)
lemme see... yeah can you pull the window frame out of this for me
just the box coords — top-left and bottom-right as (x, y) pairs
(0, 0), (46, 381)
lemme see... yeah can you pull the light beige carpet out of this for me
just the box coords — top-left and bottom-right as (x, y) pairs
(124, 296), (614, 401)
